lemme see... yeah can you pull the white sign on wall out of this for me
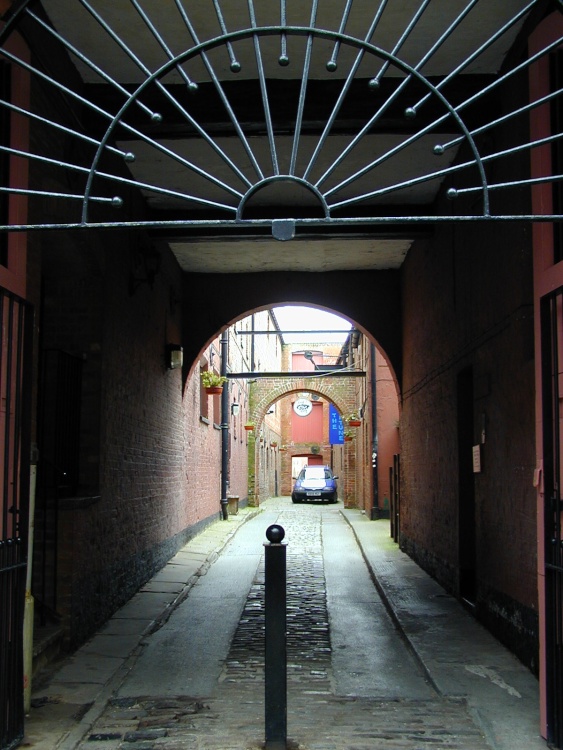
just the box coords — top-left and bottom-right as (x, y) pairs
(293, 398), (313, 417)
(472, 444), (482, 473)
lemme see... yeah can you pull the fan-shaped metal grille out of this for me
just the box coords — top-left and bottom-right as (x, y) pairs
(0, 0), (562, 236)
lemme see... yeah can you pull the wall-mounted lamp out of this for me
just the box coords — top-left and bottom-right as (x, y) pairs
(129, 244), (161, 295)
(166, 344), (183, 370)
(231, 402), (240, 416)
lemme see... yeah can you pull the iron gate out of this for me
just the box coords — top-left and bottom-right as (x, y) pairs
(541, 287), (563, 750)
(0, 288), (33, 750)
(0, 2), (561, 747)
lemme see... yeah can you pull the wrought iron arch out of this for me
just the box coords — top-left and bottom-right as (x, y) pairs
(0, 0), (561, 236)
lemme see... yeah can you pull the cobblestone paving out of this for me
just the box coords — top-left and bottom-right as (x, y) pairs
(79, 505), (493, 750)
(223, 509), (332, 693)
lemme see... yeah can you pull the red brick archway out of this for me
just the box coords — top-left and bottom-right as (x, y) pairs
(247, 378), (362, 507)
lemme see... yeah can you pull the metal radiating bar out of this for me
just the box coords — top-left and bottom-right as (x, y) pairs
(326, 0), (354, 72)
(25, 7), (159, 121)
(372, 0), (481, 87)
(369, 0), (433, 88)
(0, 96), (129, 161)
(316, 0), (482, 191)
(322, 107), (461, 199)
(0, 143), (237, 213)
(289, 0), (319, 175)
(448, 34), (563, 118)
(0, 43), (240, 204)
(172, 0), (263, 183)
(0, 186), (119, 204)
(327, 65), (563, 208)
(436, 87), (563, 154)
(212, 0), (240, 72)
(77, 0), (255, 193)
(128, 0), (198, 91)
(329, 131), (563, 209)
(247, 0), (279, 175)
(279, 0), (288, 63)
(303, 0), (390, 181)
(409, 0), (537, 115)
(449, 173), (563, 198)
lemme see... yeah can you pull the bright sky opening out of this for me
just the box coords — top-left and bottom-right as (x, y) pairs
(272, 306), (352, 344)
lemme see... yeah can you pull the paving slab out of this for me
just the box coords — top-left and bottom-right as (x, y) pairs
(112, 591), (178, 621)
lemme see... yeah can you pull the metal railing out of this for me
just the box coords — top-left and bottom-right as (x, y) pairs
(0, 289), (33, 750)
(0, 1), (561, 233)
(541, 287), (563, 750)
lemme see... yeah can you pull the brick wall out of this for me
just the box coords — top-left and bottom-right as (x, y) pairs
(400, 71), (538, 669)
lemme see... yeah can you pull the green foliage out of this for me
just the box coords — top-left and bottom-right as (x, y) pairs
(200, 371), (227, 388)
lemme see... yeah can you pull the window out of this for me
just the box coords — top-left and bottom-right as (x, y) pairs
(199, 363), (209, 420)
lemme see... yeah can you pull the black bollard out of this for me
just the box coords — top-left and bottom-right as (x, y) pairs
(264, 524), (287, 750)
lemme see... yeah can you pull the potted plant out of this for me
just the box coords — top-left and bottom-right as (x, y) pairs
(344, 429), (354, 442)
(200, 371), (227, 394)
(244, 422), (255, 431)
(347, 411), (362, 427)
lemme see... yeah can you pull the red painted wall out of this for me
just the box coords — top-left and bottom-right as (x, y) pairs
(291, 400), (323, 443)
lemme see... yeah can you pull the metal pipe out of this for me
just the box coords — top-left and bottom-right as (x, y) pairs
(370, 343), (379, 520)
(226, 370), (366, 378)
(220, 332), (229, 520)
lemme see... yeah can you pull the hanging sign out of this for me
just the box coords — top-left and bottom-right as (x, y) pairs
(329, 404), (344, 444)
(293, 398), (312, 417)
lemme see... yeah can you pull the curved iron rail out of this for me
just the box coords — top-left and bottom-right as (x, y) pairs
(0, 0), (561, 233)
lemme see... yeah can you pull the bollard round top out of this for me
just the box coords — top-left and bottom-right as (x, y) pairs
(266, 524), (285, 543)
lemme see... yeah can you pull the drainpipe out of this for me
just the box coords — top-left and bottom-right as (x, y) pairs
(220, 332), (229, 520)
(251, 314), (256, 371)
(370, 343), (379, 520)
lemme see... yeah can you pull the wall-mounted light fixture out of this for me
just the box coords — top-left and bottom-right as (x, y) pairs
(129, 244), (161, 295)
(231, 402), (240, 416)
(166, 344), (183, 370)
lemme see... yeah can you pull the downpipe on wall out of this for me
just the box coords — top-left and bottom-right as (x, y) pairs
(370, 343), (379, 520)
(220, 332), (229, 520)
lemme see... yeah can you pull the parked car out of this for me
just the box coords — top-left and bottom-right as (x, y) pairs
(291, 465), (338, 504)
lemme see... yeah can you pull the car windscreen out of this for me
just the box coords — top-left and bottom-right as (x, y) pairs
(302, 468), (331, 480)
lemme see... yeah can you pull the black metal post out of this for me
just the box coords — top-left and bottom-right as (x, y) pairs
(264, 524), (287, 750)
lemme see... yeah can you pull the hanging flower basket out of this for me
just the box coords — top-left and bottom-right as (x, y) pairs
(201, 371), (227, 395)
(344, 436), (353, 442)
(244, 423), (255, 431)
(205, 385), (223, 395)
(271, 442), (278, 448)
(346, 412), (362, 427)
